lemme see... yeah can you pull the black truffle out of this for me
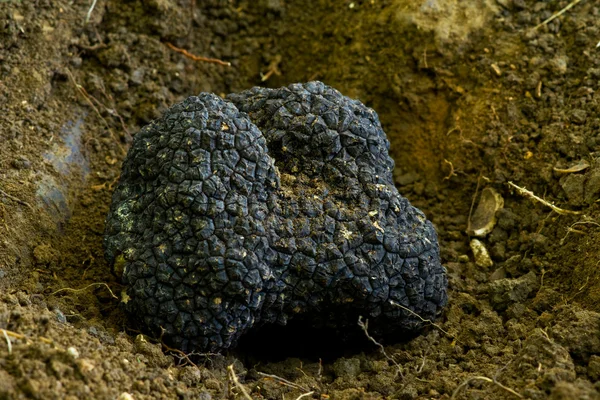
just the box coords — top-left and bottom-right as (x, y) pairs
(104, 82), (447, 353)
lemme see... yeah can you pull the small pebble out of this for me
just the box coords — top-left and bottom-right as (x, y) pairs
(470, 239), (493, 268)
(67, 347), (80, 359)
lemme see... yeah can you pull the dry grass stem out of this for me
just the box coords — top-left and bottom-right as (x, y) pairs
(358, 316), (404, 378)
(228, 364), (253, 400)
(165, 43), (231, 66)
(52, 282), (119, 300)
(451, 376), (523, 399)
(507, 181), (581, 215)
(532, 0), (583, 31)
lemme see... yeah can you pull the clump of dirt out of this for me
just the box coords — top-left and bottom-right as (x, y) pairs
(2, 0), (600, 399)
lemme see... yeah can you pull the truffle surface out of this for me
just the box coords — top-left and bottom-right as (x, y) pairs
(104, 82), (447, 352)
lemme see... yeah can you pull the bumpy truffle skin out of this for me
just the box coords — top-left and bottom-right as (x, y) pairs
(104, 82), (447, 353)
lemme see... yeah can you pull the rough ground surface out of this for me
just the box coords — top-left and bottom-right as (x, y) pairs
(1, 0), (600, 399)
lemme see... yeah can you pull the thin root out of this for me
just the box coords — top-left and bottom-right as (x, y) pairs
(165, 42), (231, 67)
(358, 316), (404, 379)
(0, 188), (34, 210)
(389, 301), (457, 342)
(451, 376), (523, 399)
(261, 55), (282, 82)
(560, 220), (600, 245)
(158, 327), (198, 367)
(443, 159), (456, 180)
(52, 282), (119, 300)
(66, 69), (126, 156)
(507, 181), (581, 216)
(257, 371), (310, 393)
(228, 364), (253, 400)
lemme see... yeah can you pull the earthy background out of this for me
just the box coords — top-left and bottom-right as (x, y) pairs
(1, 0), (600, 398)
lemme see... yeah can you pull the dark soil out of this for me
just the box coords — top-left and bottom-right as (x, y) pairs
(1, 0), (600, 399)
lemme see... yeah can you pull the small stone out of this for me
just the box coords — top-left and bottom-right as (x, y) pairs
(470, 239), (493, 268)
(529, 233), (549, 253)
(118, 393), (134, 400)
(549, 56), (568, 75)
(67, 347), (80, 359)
(197, 392), (212, 400)
(496, 208), (517, 231)
(11, 156), (31, 169)
(490, 242), (506, 260)
(70, 57), (83, 68)
(489, 271), (538, 311)
(130, 68), (145, 86)
(570, 109), (587, 125)
(54, 308), (67, 324)
(560, 174), (585, 206)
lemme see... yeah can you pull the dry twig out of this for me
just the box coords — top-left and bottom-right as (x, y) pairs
(228, 364), (253, 400)
(358, 316), (403, 378)
(165, 42), (231, 67)
(451, 376), (523, 399)
(507, 181), (581, 215)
